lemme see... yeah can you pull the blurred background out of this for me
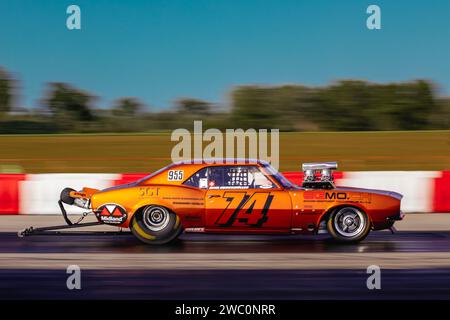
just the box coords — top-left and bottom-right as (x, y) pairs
(0, 0), (449, 172)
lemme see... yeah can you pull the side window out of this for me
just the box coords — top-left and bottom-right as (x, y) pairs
(207, 167), (224, 188)
(183, 166), (276, 189)
(209, 166), (275, 189)
(183, 168), (209, 189)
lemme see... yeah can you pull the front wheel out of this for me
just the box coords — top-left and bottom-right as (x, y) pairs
(130, 205), (183, 245)
(327, 207), (370, 243)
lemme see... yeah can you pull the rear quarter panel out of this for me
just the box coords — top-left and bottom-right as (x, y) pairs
(91, 185), (206, 228)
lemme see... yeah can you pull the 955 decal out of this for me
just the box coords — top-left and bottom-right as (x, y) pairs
(168, 170), (184, 181)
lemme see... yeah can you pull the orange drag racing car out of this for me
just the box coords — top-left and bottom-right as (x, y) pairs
(20, 159), (404, 244)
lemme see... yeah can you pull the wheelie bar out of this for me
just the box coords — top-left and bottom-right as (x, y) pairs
(18, 221), (103, 237)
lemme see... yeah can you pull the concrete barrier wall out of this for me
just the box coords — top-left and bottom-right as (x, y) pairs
(18, 174), (120, 215)
(338, 171), (441, 213)
(0, 171), (449, 214)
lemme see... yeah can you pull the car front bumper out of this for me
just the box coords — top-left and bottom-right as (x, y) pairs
(387, 211), (405, 221)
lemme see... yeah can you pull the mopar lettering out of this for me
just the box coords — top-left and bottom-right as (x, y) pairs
(325, 192), (347, 200)
(304, 191), (348, 201)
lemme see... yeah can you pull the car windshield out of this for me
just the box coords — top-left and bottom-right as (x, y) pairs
(262, 163), (297, 189)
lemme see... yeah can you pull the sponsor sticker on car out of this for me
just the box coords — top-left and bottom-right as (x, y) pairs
(96, 204), (128, 224)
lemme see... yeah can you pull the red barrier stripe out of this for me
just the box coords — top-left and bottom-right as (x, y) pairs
(114, 173), (148, 186)
(433, 171), (450, 212)
(0, 174), (26, 215)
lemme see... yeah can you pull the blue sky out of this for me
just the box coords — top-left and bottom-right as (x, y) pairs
(0, 0), (449, 110)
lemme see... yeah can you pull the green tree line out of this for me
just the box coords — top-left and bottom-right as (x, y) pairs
(0, 67), (448, 133)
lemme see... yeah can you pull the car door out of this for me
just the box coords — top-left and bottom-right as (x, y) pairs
(204, 165), (292, 232)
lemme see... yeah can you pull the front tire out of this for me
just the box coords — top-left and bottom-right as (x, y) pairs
(130, 206), (183, 245)
(327, 207), (370, 243)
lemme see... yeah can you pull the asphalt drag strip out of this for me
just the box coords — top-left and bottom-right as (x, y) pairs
(1, 268), (450, 300)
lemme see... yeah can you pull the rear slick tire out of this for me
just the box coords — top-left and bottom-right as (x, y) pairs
(130, 205), (183, 245)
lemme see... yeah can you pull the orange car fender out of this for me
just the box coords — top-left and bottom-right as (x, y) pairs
(123, 198), (176, 228)
(317, 202), (372, 227)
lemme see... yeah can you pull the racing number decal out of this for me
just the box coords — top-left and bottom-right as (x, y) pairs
(168, 170), (184, 181)
(215, 192), (274, 227)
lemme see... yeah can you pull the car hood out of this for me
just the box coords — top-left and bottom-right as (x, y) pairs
(334, 186), (403, 200)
